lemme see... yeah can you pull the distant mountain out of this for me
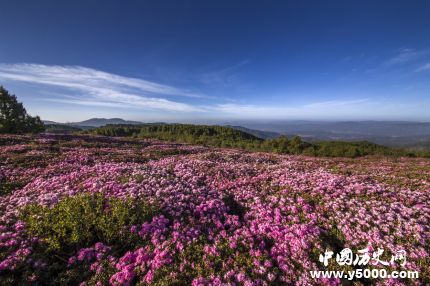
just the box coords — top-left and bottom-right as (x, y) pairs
(42, 119), (430, 149)
(43, 118), (143, 128)
(44, 124), (83, 134)
(234, 120), (430, 136)
(90, 123), (430, 158)
(226, 125), (280, 139)
(71, 118), (143, 127)
(43, 120), (60, 125)
(228, 120), (430, 148)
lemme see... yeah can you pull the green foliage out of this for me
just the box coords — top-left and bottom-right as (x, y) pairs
(313, 140), (400, 158)
(0, 86), (45, 134)
(90, 124), (315, 154)
(92, 123), (261, 144)
(21, 193), (159, 252)
(44, 124), (82, 134)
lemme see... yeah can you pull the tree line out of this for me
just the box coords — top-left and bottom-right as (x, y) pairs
(88, 124), (429, 158)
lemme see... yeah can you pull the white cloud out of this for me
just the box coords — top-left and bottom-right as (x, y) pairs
(199, 60), (250, 86)
(0, 63), (202, 112)
(384, 48), (429, 66)
(2, 63), (424, 121)
(415, 62), (430, 72)
(213, 99), (371, 119)
(43, 95), (196, 111)
(304, 99), (369, 108)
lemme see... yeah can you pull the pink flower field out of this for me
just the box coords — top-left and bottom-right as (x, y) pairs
(0, 134), (429, 285)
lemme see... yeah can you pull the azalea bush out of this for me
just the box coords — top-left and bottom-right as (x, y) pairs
(0, 134), (429, 285)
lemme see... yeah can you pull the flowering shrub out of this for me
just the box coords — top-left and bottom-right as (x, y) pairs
(0, 194), (158, 285)
(0, 134), (429, 285)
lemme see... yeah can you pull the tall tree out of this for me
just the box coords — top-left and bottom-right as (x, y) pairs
(0, 86), (45, 134)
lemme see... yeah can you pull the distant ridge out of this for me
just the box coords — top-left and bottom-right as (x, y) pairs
(230, 120), (430, 148)
(89, 123), (430, 157)
(42, 118), (279, 139)
(42, 118), (430, 148)
(71, 118), (143, 127)
(44, 118), (143, 127)
(226, 125), (280, 139)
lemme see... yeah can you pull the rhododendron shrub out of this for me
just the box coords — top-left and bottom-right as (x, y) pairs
(0, 134), (429, 285)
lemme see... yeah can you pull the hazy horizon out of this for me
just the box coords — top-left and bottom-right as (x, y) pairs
(43, 117), (430, 125)
(1, 1), (430, 122)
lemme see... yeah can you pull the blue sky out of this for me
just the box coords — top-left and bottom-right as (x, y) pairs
(0, 0), (430, 122)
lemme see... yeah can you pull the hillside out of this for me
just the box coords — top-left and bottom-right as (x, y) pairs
(73, 118), (143, 127)
(91, 123), (263, 146)
(44, 124), (83, 134)
(226, 125), (280, 139)
(1, 134), (428, 285)
(44, 118), (144, 128)
(44, 118), (430, 148)
(235, 120), (430, 147)
(88, 124), (430, 158)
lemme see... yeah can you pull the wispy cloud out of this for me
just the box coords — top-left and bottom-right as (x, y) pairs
(383, 48), (429, 67)
(200, 60), (250, 86)
(214, 98), (430, 121)
(415, 62), (430, 72)
(1, 63), (423, 121)
(304, 99), (369, 108)
(213, 99), (371, 119)
(0, 63), (203, 112)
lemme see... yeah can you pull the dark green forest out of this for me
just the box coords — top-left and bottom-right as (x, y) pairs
(88, 124), (430, 158)
(44, 124), (83, 134)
